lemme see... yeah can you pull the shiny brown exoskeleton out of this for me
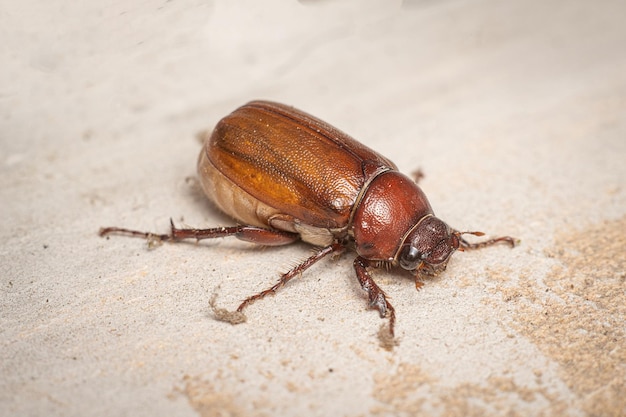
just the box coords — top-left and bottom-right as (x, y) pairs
(100, 101), (516, 341)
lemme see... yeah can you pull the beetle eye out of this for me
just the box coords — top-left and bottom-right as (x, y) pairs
(399, 245), (424, 270)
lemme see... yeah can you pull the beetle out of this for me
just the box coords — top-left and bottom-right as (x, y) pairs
(100, 100), (516, 340)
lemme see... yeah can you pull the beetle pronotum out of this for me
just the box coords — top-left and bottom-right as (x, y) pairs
(100, 101), (516, 343)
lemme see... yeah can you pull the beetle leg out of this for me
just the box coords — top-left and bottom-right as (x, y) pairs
(169, 221), (299, 246)
(99, 226), (170, 242)
(411, 168), (425, 183)
(100, 219), (300, 246)
(353, 256), (396, 337)
(236, 242), (344, 312)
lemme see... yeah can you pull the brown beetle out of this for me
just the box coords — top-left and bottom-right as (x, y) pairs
(101, 101), (516, 340)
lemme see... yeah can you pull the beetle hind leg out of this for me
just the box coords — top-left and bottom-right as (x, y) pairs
(100, 219), (300, 247)
(353, 256), (396, 339)
(169, 220), (299, 246)
(236, 242), (345, 312)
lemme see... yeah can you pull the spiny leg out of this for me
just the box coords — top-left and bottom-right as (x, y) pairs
(100, 218), (299, 246)
(353, 256), (396, 337)
(236, 242), (345, 312)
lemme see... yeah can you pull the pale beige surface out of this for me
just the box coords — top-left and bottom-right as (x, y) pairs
(2, 1), (626, 416)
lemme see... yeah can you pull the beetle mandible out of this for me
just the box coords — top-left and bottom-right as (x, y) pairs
(100, 100), (517, 340)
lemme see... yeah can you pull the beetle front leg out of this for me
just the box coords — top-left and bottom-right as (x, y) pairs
(235, 242), (345, 312)
(100, 219), (300, 246)
(353, 256), (396, 338)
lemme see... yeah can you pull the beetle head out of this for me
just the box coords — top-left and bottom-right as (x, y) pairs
(397, 215), (460, 276)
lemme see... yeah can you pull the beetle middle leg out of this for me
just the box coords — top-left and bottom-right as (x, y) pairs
(235, 242), (345, 312)
(354, 256), (396, 338)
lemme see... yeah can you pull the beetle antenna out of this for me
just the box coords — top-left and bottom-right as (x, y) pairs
(460, 231), (485, 237)
(451, 230), (483, 252)
(456, 230), (517, 250)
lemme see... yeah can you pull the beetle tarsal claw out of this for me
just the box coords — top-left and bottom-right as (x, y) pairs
(209, 293), (247, 325)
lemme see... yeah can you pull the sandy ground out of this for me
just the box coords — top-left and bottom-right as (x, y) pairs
(2, 0), (625, 416)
